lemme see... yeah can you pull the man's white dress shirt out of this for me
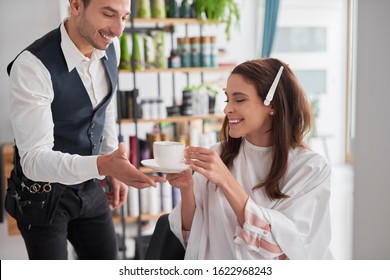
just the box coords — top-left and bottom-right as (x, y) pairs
(9, 20), (120, 184)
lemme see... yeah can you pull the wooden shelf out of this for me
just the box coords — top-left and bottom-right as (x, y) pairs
(113, 212), (167, 224)
(119, 65), (234, 74)
(129, 18), (221, 26)
(119, 114), (225, 124)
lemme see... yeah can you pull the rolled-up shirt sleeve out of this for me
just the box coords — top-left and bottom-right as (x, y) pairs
(233, 160), (332, 260)
(234, 198), (286, 259)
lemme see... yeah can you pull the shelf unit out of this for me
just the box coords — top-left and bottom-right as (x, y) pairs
(113, 212), (168, 224)
(116, 1), (230, 259)
(130, 18), (221, 25)
(120, 113), (225, 124)
(119, 65), (233, 74)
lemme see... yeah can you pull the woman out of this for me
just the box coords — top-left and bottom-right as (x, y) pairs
(166, 58), (333, 260)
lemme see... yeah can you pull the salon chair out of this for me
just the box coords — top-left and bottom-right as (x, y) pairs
(145, 213), (185, 260)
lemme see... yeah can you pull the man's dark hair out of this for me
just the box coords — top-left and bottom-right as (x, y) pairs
(69, 0), (91, 8)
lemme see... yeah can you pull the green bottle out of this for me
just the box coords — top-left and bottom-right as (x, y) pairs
(119, 34), (131, 70)
(137, 0), (151, 18)
(180, 0), (190, 18)
(167, 0), (179, 18)
(153, 0), (166, 18)
(133, 33), (142, 70)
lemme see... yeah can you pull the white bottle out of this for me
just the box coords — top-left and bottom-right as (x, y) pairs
(128, 187), (140, 217)
(141, 99), (151, 120)
(150, 99), (159, 120)
(198, 88), (209, 116)
(191, 89), (199, 115)
(157, 98), (167, 119)
(148, 186), (161, 215)
(199, 133), (210, 147)
(161, 181), (173, 212)
(190, 126), (200, 147)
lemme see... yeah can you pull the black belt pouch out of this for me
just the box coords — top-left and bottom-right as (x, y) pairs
(5, 172), (64, 226)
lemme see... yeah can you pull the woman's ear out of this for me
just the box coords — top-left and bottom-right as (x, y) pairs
(267, 103), (276, 116)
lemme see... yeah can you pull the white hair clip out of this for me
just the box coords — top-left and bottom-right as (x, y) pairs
(264, 66), (284, 106)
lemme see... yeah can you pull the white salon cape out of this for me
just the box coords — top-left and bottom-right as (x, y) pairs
(169, 139), (333, 260)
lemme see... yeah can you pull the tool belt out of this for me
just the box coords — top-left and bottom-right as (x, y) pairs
(5, 171), (65, 226)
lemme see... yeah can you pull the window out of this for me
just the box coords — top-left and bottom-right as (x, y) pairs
(273, 27), (327, 53)
(272, 0), (348, 164)
(295, 69), (327, 96)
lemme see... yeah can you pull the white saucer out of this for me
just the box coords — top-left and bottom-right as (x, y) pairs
(141, 159), (189, 173)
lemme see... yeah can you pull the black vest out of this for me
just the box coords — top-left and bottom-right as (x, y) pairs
(7, 27), (118, 184)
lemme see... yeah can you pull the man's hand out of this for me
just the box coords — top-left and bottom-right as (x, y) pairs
(97, 142), (166, 189)
(105, 176), (128, 208)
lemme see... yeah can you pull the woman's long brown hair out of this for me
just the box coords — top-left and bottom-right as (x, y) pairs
(219, 58), (313, 200)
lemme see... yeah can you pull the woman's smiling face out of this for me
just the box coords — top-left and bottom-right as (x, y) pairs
(224, 74), (274, 147)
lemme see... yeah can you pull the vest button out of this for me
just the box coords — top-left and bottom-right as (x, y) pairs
(92, 144), (97, 149)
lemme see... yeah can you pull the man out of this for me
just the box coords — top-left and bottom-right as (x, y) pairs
(5, 0), (164, 259)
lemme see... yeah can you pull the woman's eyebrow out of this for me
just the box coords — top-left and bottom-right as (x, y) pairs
(225, 91), (248, 97)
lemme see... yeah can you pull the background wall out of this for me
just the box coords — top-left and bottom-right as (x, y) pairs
(352, 0), (390, 259)
(0, 0), (61, 143)
(0, 0), (62, 259)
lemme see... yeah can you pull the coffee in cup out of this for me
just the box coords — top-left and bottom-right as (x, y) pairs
(153, 141), (185, 168)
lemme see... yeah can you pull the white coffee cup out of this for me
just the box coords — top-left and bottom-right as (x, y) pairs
(153, 141), (185, 168)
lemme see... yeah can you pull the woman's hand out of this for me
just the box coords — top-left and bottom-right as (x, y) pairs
(184, 146), (232, 188)
(166, 169), (194, 191)
(166, 168), (195, 231)
(185, 146), (249, 226)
